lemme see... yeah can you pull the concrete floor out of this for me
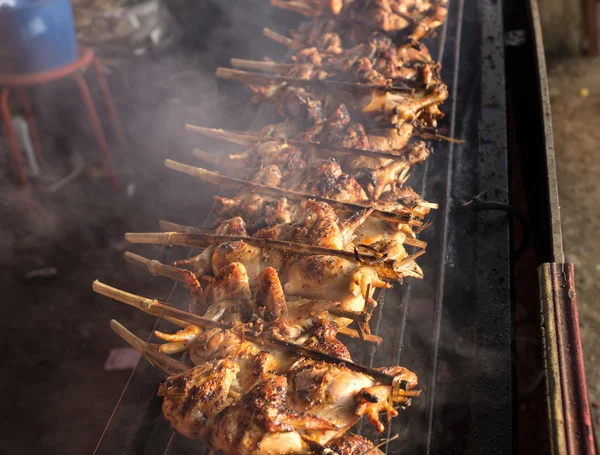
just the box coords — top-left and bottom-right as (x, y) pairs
(1, 50), (599, 455)
(548, 56), (600, 440)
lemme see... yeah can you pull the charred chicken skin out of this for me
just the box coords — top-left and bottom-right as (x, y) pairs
(153, 317), (418, 454)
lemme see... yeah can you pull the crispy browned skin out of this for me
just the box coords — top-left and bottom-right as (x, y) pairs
(211, 375), (337, 454)
(153, 321), (418, 453)
(159, 359), (239, 439)
(255, 266), (288, 321)
(224, 105), (434, 206)
(292, 34), (436, 85)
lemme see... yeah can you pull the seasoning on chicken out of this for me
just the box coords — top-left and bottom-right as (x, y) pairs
(146, 314), (419, 453)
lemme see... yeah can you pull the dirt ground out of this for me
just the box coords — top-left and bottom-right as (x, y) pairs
(0, 50), (254, 455)
(547, 57), (600, 441)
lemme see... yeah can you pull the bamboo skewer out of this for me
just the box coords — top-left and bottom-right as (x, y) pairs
(160, 219), (427, 250)
(94, 281), (411, 388)
(418, 131), (465, 144)
(395, 249), (426, 268)
(158, 220), (210, 234)
(110, 320), (189, 375)
(122, 251), (382, 343)
(184, 124), (259, 145)
(164, 160), (415, 224)
(125, 231), (404, 271)
(287, 138), (418, 160)
(124, 252), (190, 283)
(263, 28), (301, 48)
(232, 56), (428, 87)
(216, 67), (415, 93)
(185, 123), (431, 161)
(270, 0), (318, 17)
(231, 57), (426, 89)
(231, 58), (294, 73)
(360, 435), (400, 455)
(339, 327), (381, 344)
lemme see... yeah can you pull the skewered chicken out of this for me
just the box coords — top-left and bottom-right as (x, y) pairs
(163, 201), (422, 308)
(124, 249), (382, 343)
(97, 282), (419, 454)
(96, 0), (451, 451)
(179, 200), (371, 274)
(237, 32), (437, 87)
(151, 317), (418, 453)
(279, 0), (448, 43)
(220, 104), (432, 201)
(233, 66), (447, 130)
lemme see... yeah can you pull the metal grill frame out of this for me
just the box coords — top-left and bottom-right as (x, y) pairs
(93, 1), (515, 454)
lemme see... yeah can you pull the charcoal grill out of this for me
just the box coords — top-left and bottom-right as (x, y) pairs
(93, 0), (595, 454)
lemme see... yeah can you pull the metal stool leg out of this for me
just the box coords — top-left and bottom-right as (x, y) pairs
(92, 57), (127, 149)
(1, 88), (31, 203)
(72, 72), (120, 190)
(18, 89), (42, 161)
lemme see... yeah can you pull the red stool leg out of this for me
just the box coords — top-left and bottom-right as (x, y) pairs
(72, 72), (120, 190)
(92, 57), (127, 149)
(18, 89), (42, 161)
(1, 88), (31, 204)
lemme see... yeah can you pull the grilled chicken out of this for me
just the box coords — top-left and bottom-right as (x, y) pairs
(153, 320), (418, 454)
(217, 105), (434, 209)
(284, 0), (448, 44)
(194, 260), (362, 338)
(225, 106), (432, 201)
(106, 1), (448, 452)
(247, 74), (446, 130)
(291, 33), (437, 86)
(171, 202), (421, 317)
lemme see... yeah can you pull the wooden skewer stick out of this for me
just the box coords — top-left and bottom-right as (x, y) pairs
(271, 0), (318, 17)
(395, 249), (426, 268)
(184, 124), (259, 145)
(418, 131), (465, 144)
(231, 58), (294, 73)
(185, 123), (425, 161)
(287, 138), (419, 160)
(109, 319), (189, 375)
(404, 237), (427, 249)
(339, 327), (382, 345)
(164, 160), (414, 224)
(263, 28), (301, 48)
(216, 67), (414, 93)
(231, 57), (427, 88)
(160, 219), (426, 250)
(125, 231), (401, 270)
(360, 435), (400, 455)
(124, 252), (189, 283)
(159, 220), (210, 234)
(95, 281), (400, 386)
(123, 251), (380, 338)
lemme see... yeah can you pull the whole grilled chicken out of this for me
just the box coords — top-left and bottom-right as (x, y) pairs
(153, 319), (418, 454)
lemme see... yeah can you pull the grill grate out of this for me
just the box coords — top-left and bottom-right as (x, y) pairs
(94, 1), (513, 454)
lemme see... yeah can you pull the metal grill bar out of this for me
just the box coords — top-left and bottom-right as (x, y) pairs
(425, 0), (465, 452)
